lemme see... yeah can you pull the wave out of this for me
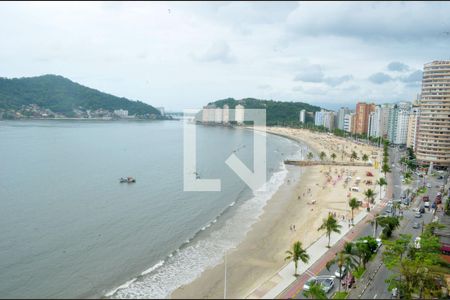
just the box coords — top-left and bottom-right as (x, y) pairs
(108, 162), (289, 299)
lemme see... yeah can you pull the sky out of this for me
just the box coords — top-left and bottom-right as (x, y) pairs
(1, 1), (450, 111)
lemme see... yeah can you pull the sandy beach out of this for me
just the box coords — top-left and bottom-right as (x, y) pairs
(171, 127), (381, 299)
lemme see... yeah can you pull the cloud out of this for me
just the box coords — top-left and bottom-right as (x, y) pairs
(286, 2), (450, 41)
(368, 72), (393, 84)
(387, 61), (410, 72)
(292, 85), (303, 92)
(293, 64), (324, 82)
(324, 75), (353, 87)
(257, 84), (271, 90)
(193, 41), (236, 63)
(400, 70), (423, 83)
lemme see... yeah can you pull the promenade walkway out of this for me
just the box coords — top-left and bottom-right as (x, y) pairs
(246, 173), (392, 299)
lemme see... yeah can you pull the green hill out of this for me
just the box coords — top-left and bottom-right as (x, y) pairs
(208, 98), (321, 125)
(0, 74), (162, 118)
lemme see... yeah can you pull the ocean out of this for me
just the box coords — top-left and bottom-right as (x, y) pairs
(0, 119), (306, 298)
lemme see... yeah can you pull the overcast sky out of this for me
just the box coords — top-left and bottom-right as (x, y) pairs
(1, 1), (450, 111)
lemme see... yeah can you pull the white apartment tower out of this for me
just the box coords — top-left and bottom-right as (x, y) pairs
(299, 109), (306, 123)
(222, 104), (230, 123)
(235, 104), (245, 124)
(416, 61), (450, 167)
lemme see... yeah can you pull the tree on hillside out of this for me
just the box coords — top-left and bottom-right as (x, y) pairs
(319, 151), (327, 161)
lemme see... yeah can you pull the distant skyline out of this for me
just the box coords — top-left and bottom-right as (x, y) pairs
(1, 1), (450, 111)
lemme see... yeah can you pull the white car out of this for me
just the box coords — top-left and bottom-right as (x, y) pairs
(303, 277), (318, 291)
(321, 278), (335, 293)
(376, 238), (382, 251)
(426, 183), (431, 188)
(334, 266), (347, 278)
(414, 237), (421, 249)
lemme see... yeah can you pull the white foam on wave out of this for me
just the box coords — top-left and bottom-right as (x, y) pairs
(109, 162), (289, 299)
(141, 260), (165, 276)
(105, 278), (138, 297)
(229, 201), (236, 207)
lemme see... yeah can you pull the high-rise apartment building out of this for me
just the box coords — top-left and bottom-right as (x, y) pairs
(416, 61), (450, 167)
(222, 104), (229, 123)
(387, 102), (411, 145)
(235, 104), (245, 124)
(406, 106), (419, 150)
(353, 102), (376, 134)
(337, 107), (350, 130)
(299, 109), (306, 123)
(343, 113), (354, 133)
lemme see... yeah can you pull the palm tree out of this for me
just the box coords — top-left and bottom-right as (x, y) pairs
(364, 188), (375, 204)
(307, 152), (314, 160)
(348, 197), (360, 225)
(326, 251), (357, 292)
(351, 151), (358, 161)
(368, 213), (380, 238)
(362, 154), (369, 162)
(284, 241), (310, 276)
(318, 214), (342, 248)
(376, 177), (387, 201)
(319, 151), (327, 161)
(303, 282), (327, 299)
(331, 153), (337, 161)
(382, 163), (391, 176)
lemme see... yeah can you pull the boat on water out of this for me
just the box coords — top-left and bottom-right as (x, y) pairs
(120, 177), (136, 183)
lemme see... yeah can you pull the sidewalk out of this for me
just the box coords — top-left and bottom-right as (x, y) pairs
(246, 177), (390, 299)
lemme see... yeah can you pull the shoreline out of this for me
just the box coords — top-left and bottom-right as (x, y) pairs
(171, 127), (381, 299)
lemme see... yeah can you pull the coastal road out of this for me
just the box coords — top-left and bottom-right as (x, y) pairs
(349, 147), (439, 299)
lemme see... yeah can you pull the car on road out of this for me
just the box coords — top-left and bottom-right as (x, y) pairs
(419, 206), (425, 213)
(334, 266), (347, 279)
(321, 278), (334, 293)
(376, 238), (382, 251)
(424, 201), (430, 208)
(412, 222), (420, 229)
(415, 212), (422, 218)
(303, 277), (318, 291)
(426, 183), (431, 188)
(414, 237), (421, 249)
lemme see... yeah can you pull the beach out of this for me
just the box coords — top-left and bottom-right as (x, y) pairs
(171, 127), (381, 299)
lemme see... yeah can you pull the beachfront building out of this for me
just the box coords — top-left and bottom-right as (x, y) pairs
(416, 60), (450, 168)
(407, 106), (420, 150)
(343, 113), (354, 133)
(299, 109), (306, 123)
(323, 111), (335, 130)
(368, 106), (381, 137)
(157, 107), (165, 116)
(314, 110), (334, 130)
(113, 109), (128, 118)
(337, 107), (350, 130)
(235, 104), (245, 124)
(314, 110), (324, 127)
(379, 104), (391, 138)
(222, 104), (230, 123)
(215, 107), (223, 123)
(202, 106), (209, 122)
(387, 102), (411, 145)
(353, 102), (376, 135)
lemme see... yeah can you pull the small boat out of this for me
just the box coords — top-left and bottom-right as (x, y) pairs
(120, 177), (136, 183)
